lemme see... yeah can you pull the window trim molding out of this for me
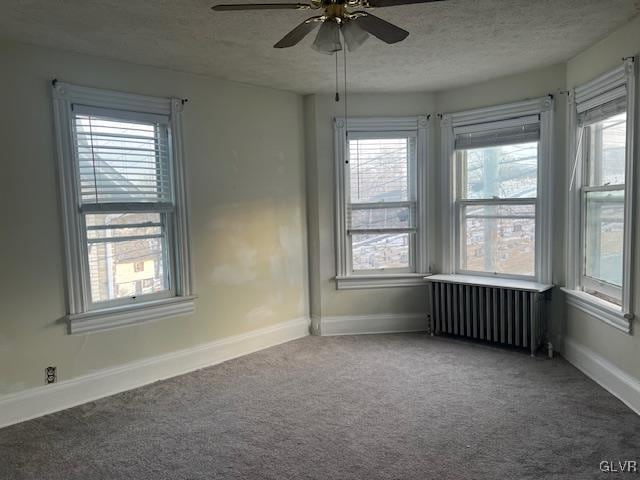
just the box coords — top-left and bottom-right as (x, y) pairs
(67, 296), (197, 335)
(335, 273), (431, 290)
(565, 59), (636, 334)
(333, 115), (431, 289)
(562, 288), (632, 334)
(440, 96), (554, 283)
(52, 81), (194, 334)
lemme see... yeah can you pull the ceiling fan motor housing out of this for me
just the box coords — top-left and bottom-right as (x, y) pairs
(324, 3), (347, 20)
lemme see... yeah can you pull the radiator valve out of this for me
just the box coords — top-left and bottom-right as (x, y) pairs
(547, 342), (554, 359)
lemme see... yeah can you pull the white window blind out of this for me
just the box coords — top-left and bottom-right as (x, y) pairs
(578, 96), (627, 127)
(72, 105), (173, 211)
(454, 116), (540, 150)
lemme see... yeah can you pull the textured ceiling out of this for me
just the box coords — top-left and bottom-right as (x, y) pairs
(1, 0), (639, 94)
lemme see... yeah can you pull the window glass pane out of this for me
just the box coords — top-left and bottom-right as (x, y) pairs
(85, 213), (168, 303)
(460, 142), (538, 200)
(349, 206), (414, 230)
(584, 190), (624, 287)
(351, 233), (410, 271)
(74, 114), (172, 205)
(586, 112), (626, 187)
(461, 204), (535, 276)
(349, 137), (414, 203)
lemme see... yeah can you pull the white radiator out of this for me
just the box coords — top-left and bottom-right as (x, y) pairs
(426, 275), (552, 356)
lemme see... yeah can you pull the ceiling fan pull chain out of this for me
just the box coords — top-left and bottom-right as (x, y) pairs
(344, 43), (349, 165)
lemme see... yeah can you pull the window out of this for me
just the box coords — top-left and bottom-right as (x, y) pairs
(457, 140), (538, 277)
(334, 116), (430, 289)
(564, 59), (636, 333)
(349, 135), (416, 272)
(52, 82), (194, 334)
(441, 97), (553, 283)
(582, 111), (626, 304)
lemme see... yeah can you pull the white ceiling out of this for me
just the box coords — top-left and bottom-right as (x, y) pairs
(1, 0), (639, 94)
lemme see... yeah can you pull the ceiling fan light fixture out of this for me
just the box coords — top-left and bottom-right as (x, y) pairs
(312, 19), (343, 55)
(341, 18), (369, 51)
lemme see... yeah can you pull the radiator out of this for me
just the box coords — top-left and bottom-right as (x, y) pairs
(427, 275), (552, 356)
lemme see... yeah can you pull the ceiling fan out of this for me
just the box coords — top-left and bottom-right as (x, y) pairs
(211, 0), (446, 53)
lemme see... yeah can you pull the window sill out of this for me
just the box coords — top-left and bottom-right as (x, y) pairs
(427, 274), (553, 293)
(562, 288), (632, 334)
(335, 274), (431, 290)
(67, 296), (196, 335)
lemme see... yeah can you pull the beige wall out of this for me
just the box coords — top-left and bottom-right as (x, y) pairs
(564, 15), (640, 380)
(304, 93), (435, 319)
(0, 42), (308, 395)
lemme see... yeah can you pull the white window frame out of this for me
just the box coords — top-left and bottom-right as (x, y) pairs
(563, 59), (637, 334)
(440, 97), (554, 284)
(334, 116), (431, 289)
(52, 81), (195, 334)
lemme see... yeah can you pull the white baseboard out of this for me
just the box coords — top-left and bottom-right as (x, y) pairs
(319, 313), (428, 336)
(562, 337), (640, 416)
(0, 317), (310, 429)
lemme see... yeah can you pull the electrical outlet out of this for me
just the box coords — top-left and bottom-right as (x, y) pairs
(45, 366), (57, 384)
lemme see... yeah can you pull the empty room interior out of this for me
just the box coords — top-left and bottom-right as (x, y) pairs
(2, 0), (640, 478)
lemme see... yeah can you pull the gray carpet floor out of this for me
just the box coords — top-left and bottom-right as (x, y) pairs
(1, 334), (639, 480)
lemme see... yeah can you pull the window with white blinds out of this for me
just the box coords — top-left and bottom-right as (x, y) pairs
(70, 107), (175, 307)
(52, 82), (193, 333)
(454, 116), (541, 279)
(347, 135), (417, 272)
(334, 116), (429, 288)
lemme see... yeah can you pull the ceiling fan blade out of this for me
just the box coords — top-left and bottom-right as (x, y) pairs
(212, 3), (310, 11)
(351, 12), (408, 44)
(365, 0), (446, 7)
(274, 16), (323, 48)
